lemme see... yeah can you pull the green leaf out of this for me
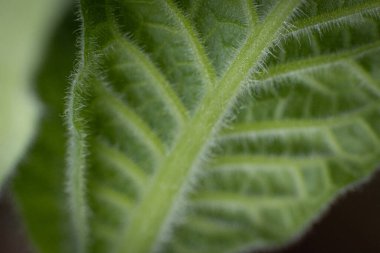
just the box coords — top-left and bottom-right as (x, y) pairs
(0, 0), (69, 188)
(11, 7), (77, 253)
(22, 0), (380, 253)
(66, 0), (380, 252)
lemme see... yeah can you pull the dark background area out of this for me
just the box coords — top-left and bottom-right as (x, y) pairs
(1, 168), (379, 253)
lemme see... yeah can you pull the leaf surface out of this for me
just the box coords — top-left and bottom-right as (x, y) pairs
(62, 0), (380, 253)
(11, 9), (77, 253)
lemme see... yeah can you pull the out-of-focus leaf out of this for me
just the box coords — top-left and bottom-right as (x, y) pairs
(0, 0), (69, 187)
(11, 6), (76, 253)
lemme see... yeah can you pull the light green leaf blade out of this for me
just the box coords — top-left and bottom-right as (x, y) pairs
(0, 0), (69, 188)
(65, 1), (380, 253)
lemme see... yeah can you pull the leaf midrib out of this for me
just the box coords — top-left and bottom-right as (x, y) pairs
(116, 1), (302, 253)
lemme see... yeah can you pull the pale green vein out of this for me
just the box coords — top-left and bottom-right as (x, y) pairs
(66, 69), (89, 253)
(117, 38), (189, 125)
(345, 60), (380, 98)
(210, 155), (327, 171)
(209, 155), (321, 199)
(322, 129), (376, 164)
(256, 40), (380, 80)
(274, 97), (289, 120)
(95, 141), (148, 191)
(302, 92), (313, 118)
(291, 0), (380, 34)
(116, 1), (303, 252)
(244, 0), (259, 26)
(206, 8), (248, 28)
(94, 185), (134, 212)
(324, 129), (348, 157)
(93, 223), (118, 242)
(297, 75), (334, 95)
(96, 84), (166, 159)
(292, 168), (308, 199)
(320, 162), (334, 190)
(219, 104), (379, 140)
(184, 215), (244, 236)
(144, 22), (180, 34)
(163, 0), (216, 86)
(105, 5), (189, 125)
(325, 119), (380, 161)
(192, 192), (299, 210)
(356, 118), (380, 146)
(309, 33), (322, 55)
